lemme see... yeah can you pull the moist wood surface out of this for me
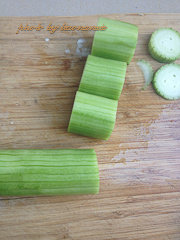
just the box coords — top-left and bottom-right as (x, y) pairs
(0, 14), (180, 240)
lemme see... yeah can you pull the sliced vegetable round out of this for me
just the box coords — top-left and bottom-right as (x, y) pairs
(153, 64), (180, 100)
(148, 28), (180, 63)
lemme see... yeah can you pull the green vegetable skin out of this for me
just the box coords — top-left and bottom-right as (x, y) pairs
(153, 63), (180, 100)
(91, 17), (138, 64)
(79, 55), (127, 100)
(68, 91), (118, 140)
(0, 149), (99, 196)
(148, 28), (180, 63)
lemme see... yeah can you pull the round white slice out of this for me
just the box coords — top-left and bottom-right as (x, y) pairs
(148, 28), (180, 63)
(153, 64), (180, 100)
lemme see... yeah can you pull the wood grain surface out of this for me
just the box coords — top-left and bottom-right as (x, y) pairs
(0, 14), (180, 240)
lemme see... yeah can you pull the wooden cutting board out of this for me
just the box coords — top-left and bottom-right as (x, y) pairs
(0, 14), (180, 240)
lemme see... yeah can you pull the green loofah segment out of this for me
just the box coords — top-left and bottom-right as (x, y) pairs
(91, 17), (138, 64)
(79, 55), (127, 100)
(68, 91), (118, 140)
(0, 149), (99, 196)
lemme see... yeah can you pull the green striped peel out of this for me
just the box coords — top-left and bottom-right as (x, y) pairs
(79, 55), (127, 100)
(92, 17), (138, 64)
(68, 91), (118, 140)
(0, 149), (99, 196)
